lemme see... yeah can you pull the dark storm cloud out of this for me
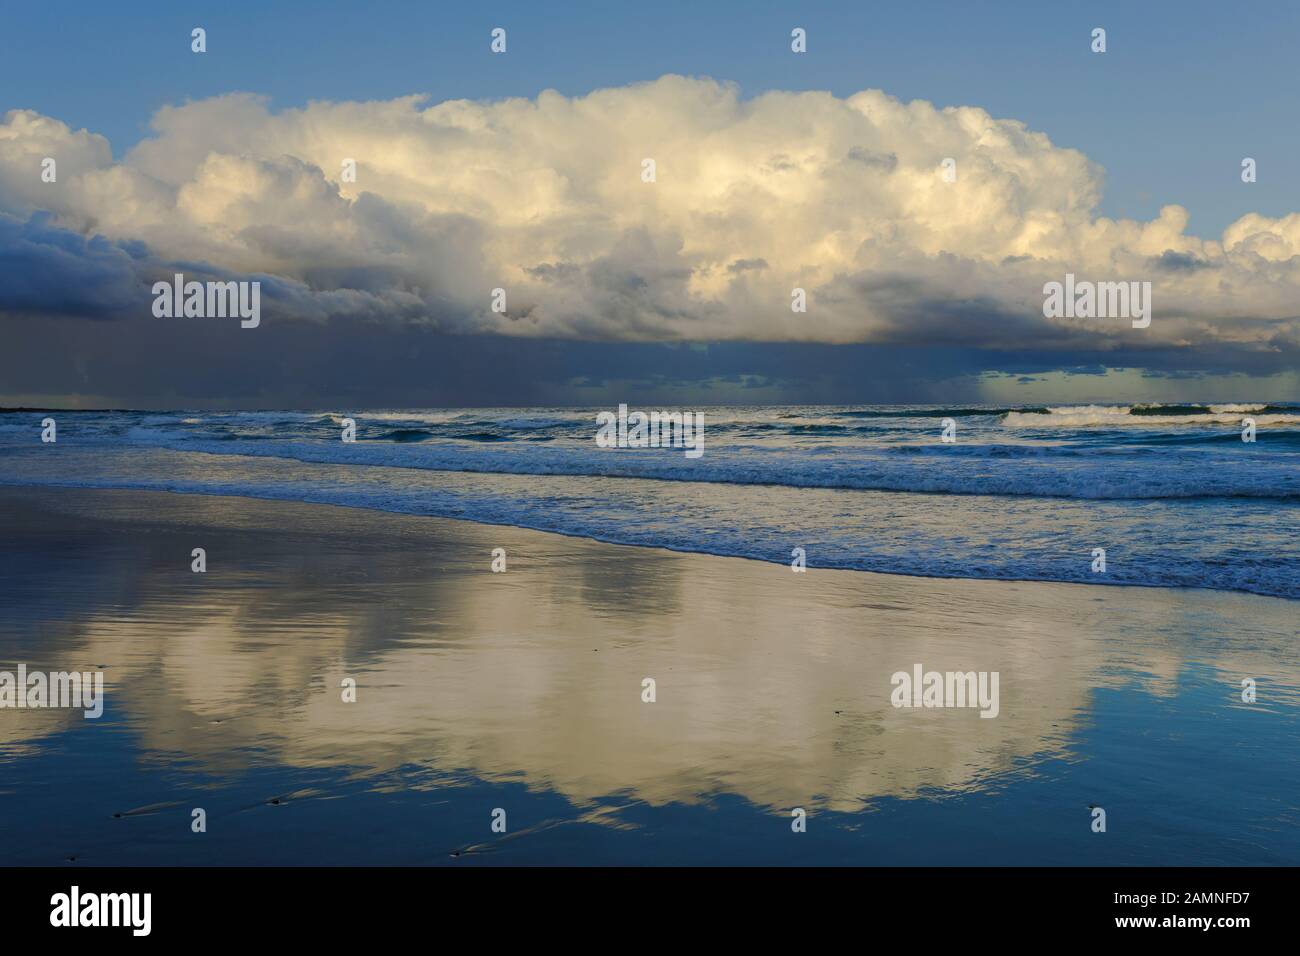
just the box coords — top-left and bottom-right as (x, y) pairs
(1, 210), (1296, 407)
(0, 212), (148, 317)
(4, 298), (1295, 409)
(0, 211), (450, 331)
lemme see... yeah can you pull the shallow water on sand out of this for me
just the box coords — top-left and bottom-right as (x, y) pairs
(0, 488), (1296, 865)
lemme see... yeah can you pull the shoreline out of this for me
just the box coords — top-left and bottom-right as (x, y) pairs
(3, 481), (1294, 603)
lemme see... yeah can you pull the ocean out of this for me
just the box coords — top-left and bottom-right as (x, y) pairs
(4, 403), (1297, 597)
(2, 404), (1298, 865)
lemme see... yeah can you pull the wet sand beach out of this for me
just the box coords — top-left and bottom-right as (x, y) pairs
(0, 486), (1296, 865)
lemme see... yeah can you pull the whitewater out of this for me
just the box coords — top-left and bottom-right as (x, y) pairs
(2, 404), (1297, 598)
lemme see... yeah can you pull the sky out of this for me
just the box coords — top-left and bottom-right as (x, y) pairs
(2, 0), (1298, 407)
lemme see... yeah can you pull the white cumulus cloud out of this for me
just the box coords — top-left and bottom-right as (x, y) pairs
(2, 75), (1298, 356)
